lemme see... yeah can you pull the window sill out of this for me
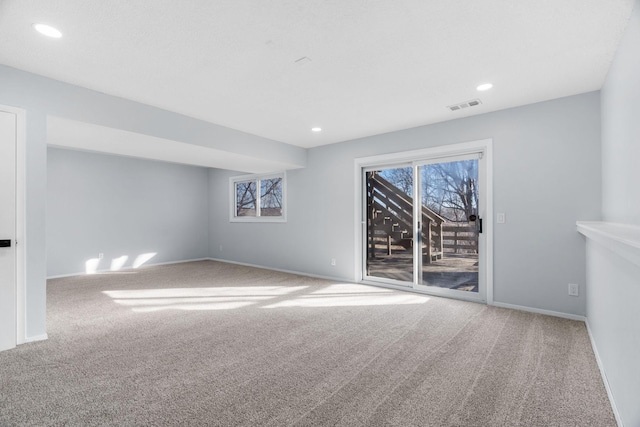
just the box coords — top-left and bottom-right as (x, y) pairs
(230, 217), (287, 223)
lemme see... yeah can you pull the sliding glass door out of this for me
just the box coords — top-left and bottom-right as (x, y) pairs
(363, 151), (486, 302)
(365, 165), (415, 285)
(416, 157), (480, 295)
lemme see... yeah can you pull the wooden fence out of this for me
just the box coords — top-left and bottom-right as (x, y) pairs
(441, 223), (478, 254)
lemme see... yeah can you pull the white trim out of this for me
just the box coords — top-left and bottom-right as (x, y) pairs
(353, 138), (494, 304)
(46, 258), (210, 279)
(413, 283), (485, 303)
(364, 279), (485, 304)
(0, 105), (26, 346)
(416, 151), (482, 166)
(208, 258), (350, 283)
(364, 275), (415, 290)
(413, 163), (421, 287)
(491, 301), (586, 321)
(484, 140), (494, 304)
(229, 171), (287, 223)
(361, 160), (413, 173)
(354, 162), (362, 283)
(23, 333), (48, 343)
(585, 319), (623, 427)
(354, 139), (493, 168)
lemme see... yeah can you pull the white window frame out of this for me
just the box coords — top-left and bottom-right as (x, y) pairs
(229, 172), (287, 222)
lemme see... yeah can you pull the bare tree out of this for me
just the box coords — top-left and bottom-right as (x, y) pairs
(236, 181), (256, 216)
(236, 178), (283, 217)
(423, 160), (478, 222)
(380, 167), (413, 196)
(374, 161), (478, 222)
(260, 178), (283, 215)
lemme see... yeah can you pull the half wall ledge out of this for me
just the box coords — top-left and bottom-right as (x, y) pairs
(577, 221), (640, 268)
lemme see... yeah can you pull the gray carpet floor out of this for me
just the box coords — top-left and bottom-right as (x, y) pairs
(0, 261), (615, 426)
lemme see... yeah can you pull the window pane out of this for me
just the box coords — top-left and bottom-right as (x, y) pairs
(260, 178), (283, 216)
(420, 159), (479, 292)
(366, 167), (414, 283)
(236, 181), (256, 216)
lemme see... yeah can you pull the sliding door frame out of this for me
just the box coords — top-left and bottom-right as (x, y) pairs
(362, 161), (416, 289)
(354, 139), (494, 304)
(413, 152), (485, 302)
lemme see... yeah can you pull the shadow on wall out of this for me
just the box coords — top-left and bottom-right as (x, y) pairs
(85, 252), (157, 274)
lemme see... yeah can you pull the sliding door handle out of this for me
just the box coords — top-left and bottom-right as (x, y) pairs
(0, 239), (11, 247)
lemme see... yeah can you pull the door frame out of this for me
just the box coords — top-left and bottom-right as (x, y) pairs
(412, 153), (486, 302)
(354, 139), (494, 304)
(0, 105), (27, 346)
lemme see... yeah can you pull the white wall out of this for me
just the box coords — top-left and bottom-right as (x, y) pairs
(588, 1), (640, 425)
(586, 240), (640, 426)
(47, 148), (209, 277)
(0, 64), (304, 340)
(210, 92), (602, 317)
(601, 0), (640, 226)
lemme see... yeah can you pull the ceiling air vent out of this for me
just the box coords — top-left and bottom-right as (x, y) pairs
(448, 99), (482, 111)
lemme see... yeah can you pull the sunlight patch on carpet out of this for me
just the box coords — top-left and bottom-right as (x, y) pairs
(103, 286), (309, 312)
(102, 284), (429, 311)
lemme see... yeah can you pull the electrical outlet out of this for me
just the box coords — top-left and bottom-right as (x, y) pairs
(568, 283), (579, 296)
(331, 258), (336, 266)
(98, 253), (104, 259)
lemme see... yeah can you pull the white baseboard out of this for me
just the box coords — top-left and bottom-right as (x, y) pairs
(207, 258), (350, 283)
(585, 320), (623, 427)
(23, 333), (48, 343)
(491, 301), (586, 322)
(47, 258), (210, 279)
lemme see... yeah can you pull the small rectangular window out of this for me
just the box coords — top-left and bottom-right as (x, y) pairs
(230, 173), (286, 222)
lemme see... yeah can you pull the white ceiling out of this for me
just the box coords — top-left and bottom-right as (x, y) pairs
(0, 0), (635, 148)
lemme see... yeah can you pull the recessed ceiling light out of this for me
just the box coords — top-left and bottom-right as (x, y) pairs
(33, 23), (62, 38)
(476, 83), (493, 91)
(311, 127), (322, 132)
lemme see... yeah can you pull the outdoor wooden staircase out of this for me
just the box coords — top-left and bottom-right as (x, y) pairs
(367, 172), (446, 263)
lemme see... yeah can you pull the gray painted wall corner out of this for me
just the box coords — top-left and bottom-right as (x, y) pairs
(47, 148), (210, 277)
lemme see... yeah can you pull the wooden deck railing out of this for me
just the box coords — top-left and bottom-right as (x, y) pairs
(367, 173), (479, 259)
(442, 223), (478, 254)
(367, 173), (447, 262)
